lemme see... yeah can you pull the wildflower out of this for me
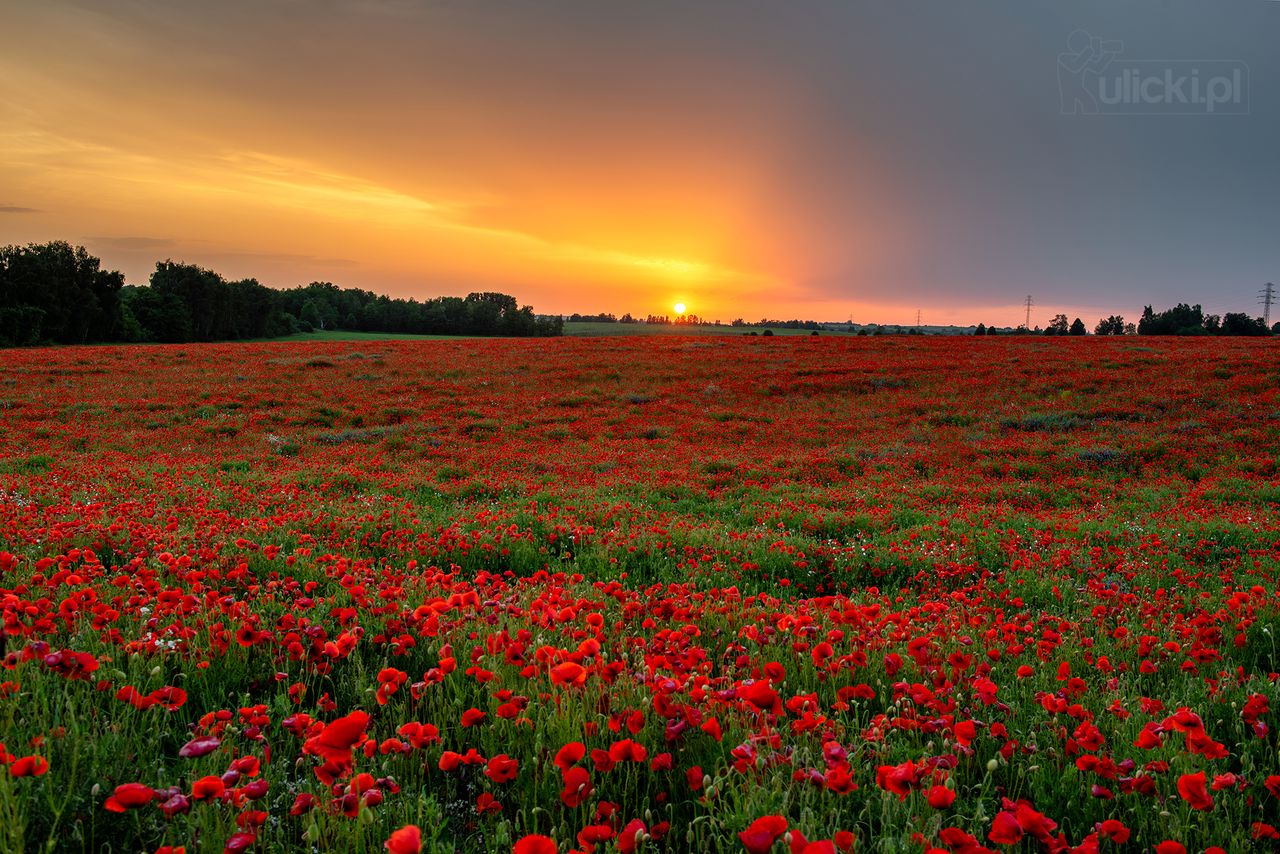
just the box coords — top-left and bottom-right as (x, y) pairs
(385, 825), (422, 854)
(739, 816), (787, 854)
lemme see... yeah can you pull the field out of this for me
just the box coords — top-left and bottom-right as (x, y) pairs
(561, 322), (858, 337)
(1, 336), (1279, 854)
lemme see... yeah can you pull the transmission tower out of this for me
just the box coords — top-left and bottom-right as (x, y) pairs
(1023, 295), (1033, 330)
(916, 309), (922, 328)
(1260, 283), (1276, 327)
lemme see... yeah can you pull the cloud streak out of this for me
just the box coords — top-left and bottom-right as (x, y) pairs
(1, 0), (1276, 321)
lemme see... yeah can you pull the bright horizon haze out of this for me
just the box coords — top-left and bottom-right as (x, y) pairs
(1, 1), (1276, 327)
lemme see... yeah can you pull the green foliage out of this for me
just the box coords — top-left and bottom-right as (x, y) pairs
(1138, 304), (1271, 337)
(0, 241), (124, 345)
(0, 246), (561, 347)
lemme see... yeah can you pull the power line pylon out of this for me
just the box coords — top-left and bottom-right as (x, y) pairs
(1023, 295), (1033, 330)
(1260, 283), (1276, 327)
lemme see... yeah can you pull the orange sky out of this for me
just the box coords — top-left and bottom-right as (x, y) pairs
(0, 3), (793, 320)
(2, 2), (1272, 326)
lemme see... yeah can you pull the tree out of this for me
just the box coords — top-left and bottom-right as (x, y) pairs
(1094, 315), (1126, 335)
(124, 286), (192, 343)
(1220, 313), (1270, 336)
(300, 299), (328, 331)
(0, 241), (124, 344)
(974, 323), (987, 336)
(1046, 314), (1069, 336)
(1138, 304), (1205, 336)
(1069, 318), (1086, 336)
(148, 261), (230, 341)
(0, 243), (563, 345)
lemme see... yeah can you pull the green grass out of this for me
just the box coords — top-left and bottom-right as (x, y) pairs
(563, 322), (857, 337)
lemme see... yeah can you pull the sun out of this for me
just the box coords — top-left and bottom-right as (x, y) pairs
(673, 303), (687, 316)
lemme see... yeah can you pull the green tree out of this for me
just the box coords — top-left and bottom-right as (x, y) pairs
(1220, 313), (1270, 336)
(124, 286), (193, 343)
(149, 261), (228, 341)
(1138, 304), (1205, 335)
(1094, 315), (1126, 335)
(300, 299), (328, 331)
(0, 241), (124, 343)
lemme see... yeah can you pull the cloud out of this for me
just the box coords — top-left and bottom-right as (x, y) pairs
(0, 204), (38, 213)
(87, 236), (176, 250)
(213, 249), (358, 268)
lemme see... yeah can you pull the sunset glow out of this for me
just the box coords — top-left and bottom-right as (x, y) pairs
(0, 2), (1274, 324)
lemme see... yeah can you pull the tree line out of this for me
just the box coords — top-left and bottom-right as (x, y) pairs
(0, 241), (561, 346)
(973, 306), (1276, 337)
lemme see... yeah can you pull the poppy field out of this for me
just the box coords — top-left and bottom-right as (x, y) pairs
(2, 335), (1280, 854)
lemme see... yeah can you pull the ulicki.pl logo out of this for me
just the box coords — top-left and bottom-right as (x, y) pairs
(1058, 30), (1249, 115)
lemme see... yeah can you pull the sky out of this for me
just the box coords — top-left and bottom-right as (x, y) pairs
(1, 0), (1276, 326)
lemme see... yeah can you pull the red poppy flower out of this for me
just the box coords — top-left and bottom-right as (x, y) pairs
(148, 686), (188, 711)
(513, 835), (557, 854)
(875, 760), (921, 800)
(289, 793), (317, 815)
(577, 825), (614, 847)
(190, 775), (225, 801)
(560, 766), (593, 808)
(8, 756), (48, 777)
(178, 735), (221, 758)
(1176, 771), (1213, 811)
(618, 819), (647, 854)
(159, 793), (191, 818)
(686, 765), (704, 790)
(926, 785), (955, 808)
(554, 742), (585, 770)
(484, 754), (519, 784)
(738, 681), (781, 715)
(825, 767), (857, 794)
(549, 662), (587, 687)
(590, 749), (616, 773)
(1095, 820), (1129, 844)
(224, 832), (256, 854)
(607, 739), (647, 764)
(988, 811), (1023, 845)
(397, 722), (440, 749)
(105, 783), (156, 812)
(385, 825), (422, 854)
(739, 815), (787, 854)
(307, 710), (369, 763)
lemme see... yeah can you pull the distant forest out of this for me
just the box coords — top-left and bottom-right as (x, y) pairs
(0, 241), (562, 346)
